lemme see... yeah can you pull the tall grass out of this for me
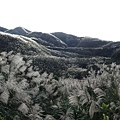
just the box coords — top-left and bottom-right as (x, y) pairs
(0, 51), (119, 120)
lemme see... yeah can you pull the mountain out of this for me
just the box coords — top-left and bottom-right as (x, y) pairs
(77, 37), (110, 48)
(0, 26), (8, 32)
(52, 32), (110, 48)
(1, 26), (120, 62)
(52, 32), (80, 47)
(102, 41), (120, 62)
(5, 27), (31, 36)
(0, 32), (51, 56)
(27, 32), (67, 47)
(1, 26), (120, 78)
(1, 27), (111, 48)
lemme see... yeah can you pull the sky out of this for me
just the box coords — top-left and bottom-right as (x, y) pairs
(0, 0), (120, 41)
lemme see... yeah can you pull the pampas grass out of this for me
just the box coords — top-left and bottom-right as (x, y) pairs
(0, 51), (120, 120)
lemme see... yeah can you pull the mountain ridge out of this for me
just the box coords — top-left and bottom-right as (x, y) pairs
(5, 27), (31, 36)
(0, 26), (8, 32)
(0, 26), (120, 62)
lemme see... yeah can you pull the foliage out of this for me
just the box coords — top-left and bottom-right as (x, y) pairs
(0, 116), (6, 120)
(0, 51), (120, 120)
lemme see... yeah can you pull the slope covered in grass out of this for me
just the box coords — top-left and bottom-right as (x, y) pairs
(0, 52), (119, 120)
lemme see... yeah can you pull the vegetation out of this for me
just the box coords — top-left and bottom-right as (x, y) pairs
(0, 51), (120, 120)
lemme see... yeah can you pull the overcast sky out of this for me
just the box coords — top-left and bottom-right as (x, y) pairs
(1, 0), (120, 41)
